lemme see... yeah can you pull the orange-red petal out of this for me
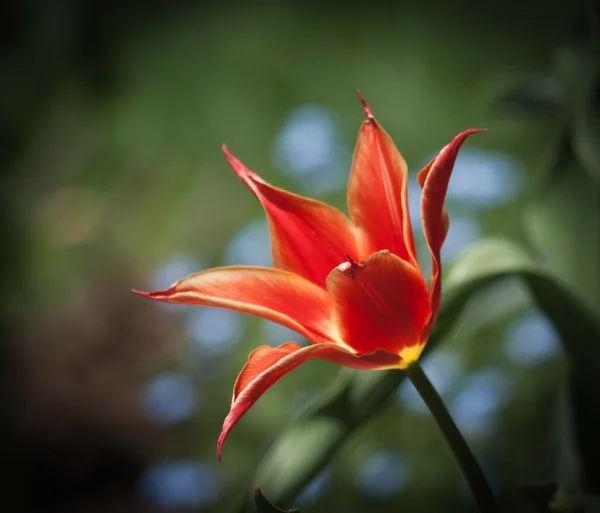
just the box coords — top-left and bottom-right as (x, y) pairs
(218, 341), (403, 459)
(134, 266), (338, 343)
(326, 250), (430, 357)
(223, 146), (359, 288)
(347, 94), (417, 266)
(417, 128), (485, 341)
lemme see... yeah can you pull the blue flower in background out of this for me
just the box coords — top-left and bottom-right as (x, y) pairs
(224, 218), (272, 267)
(407, 179), (423, 231)
(410, 148), (523, 223)
(260, 320), (308, 346)
(450, 368), (514, 437)
(408, 148), (522, 266)
(296, 469), (331, 505)
(441, 216), (482, 261)
(139, 460), (222, 508)
(503, 310), (561, 366)
(272, 105), (351, 194)
(186, 307), (244, 356)
(355, 450), (410, 498)
(142, 371), (198, 426)
(439, 148), (524, 208)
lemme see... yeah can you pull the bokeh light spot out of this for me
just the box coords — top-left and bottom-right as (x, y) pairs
(139, 460), (222, 508)
(296, 469), (331, 505)
(271, 105), (350, 194)
(142, 371), (198, 426)
(407, 179), (423, 232)
(355, 450), (410, 498)
(153, 253), (204, 290)
(442, 148), (523, 207)
(186, 308), (244, 356)
(503, 310), (561, 365)
(442, 216), (482, 261)
(224, 218), (272, 267)
(260, 320), (308, 346)
(450, 368), (514, 437)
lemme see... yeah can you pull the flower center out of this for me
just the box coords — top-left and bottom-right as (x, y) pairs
(327, 251), (431, 358)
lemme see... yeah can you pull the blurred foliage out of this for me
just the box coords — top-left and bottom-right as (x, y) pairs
(2, 1), (600, 513)
(255, 486), (299, 513)
(495, 11), (600, 505)
(495, 12), (600, 313)
(236, 240), (600, 512)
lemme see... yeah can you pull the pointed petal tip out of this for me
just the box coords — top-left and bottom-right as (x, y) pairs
(462, 128), (487, 136)
(222, 145), (257, 187)
(131, 288), (151, 298)
(446, 128), (487, 149)
(217, 429), (227, 461)
(132, 288), (172, 301)
(221, 144), (238, 165)
(356, 90), (374, 119)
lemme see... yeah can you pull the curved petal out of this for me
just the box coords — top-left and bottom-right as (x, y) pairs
(417, 128), (485, 340)
(223, 146), (359, 288)
(134, 266), (338, 343)
(347, 93), (418, 266)
(218, 341), (403, 459)
(326, 250), (430, 358)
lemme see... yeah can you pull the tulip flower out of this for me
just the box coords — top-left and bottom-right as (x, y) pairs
(135, 93), (483, 459)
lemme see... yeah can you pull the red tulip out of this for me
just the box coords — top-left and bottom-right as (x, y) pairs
(135, 93), (484, 459)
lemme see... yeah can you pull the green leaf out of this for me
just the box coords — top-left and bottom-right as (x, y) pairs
(492, 77), (561, 118)
(520, 482), (558, 513)
(493, 41), (600, 184)
(525, 155), (600, 315)
(235, 239), (600, 512)
(550, 43), (600, 184)
(254, 485), (300, 513)
(572, 74), (600, 183)
(520, 482), (585, 513)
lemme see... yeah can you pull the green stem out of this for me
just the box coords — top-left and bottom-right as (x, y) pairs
(404, 361), (500, 513)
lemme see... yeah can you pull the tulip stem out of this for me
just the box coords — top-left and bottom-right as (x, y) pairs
(404, 361), (500, 513)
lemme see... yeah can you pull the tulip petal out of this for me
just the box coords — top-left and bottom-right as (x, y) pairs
(134, 266), (338, 343)
(218, 341), (403, 459)
(417, 128), (485, 340)
(347, 94), (417, 266)
(326, 250), (430, 358)
(223, 146), (359, 288)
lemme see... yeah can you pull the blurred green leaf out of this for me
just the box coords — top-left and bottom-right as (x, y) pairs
(492, 77), (561, 118)
(234, 239), (600, 512)
(255, 485), (299, 513)
(521, 482), (559, 513)
(572, 74), (600, 183)
(525, 155), (600, 315)
(520, 482), (586, 513)
(553, 44), (597, 113)
(569, 368), (600, 496)
(494, 39), (600, 184)
(446, 240), (600, 365)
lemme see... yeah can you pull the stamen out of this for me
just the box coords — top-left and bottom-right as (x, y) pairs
(345, 254), (357, 267)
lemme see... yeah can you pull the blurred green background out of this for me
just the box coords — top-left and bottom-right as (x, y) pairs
(3, 0), (600, 512)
